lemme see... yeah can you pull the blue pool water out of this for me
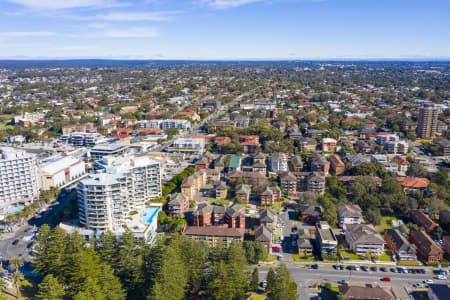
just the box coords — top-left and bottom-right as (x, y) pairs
(141, 207), (159, 224)
(8, 205), (24, 214)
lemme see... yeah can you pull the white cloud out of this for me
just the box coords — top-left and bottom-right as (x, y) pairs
(0, 31), (56, 37)
(104, 28), (158, 38)
(199, 0), (264, 9)
(96, 12), (172, 21)
(6, 0), (127, 10)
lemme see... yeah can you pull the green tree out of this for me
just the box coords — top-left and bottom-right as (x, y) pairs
(36, 274), (65, 300)
(267, 264), (298, 300)
(149, 245), (188, 300)
(266, 268), (276, 293)
(250, 268), (259, 292)
(0, 278), (7, 300)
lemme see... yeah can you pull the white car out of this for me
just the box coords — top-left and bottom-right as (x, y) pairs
(436, 275), (447, 280)
(424, 279), (433, 284)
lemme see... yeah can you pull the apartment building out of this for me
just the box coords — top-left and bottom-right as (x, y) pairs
(409, 230), (443, 263)
(137, 119), (191, 130)
(417, 103), (439, 138)
(184, 226), (244, 247)
(169, 138), (205, 153)
(77, 155), (161, 233)
(329, 155), (345, 175)
(384, 229), (417, 261)
(269, 152), (288, 173)
(0, 147), (39, 211)
(345, 224), (385, 256)
(60, 132), (108, 147)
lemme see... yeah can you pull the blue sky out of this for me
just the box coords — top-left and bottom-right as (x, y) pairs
(0, 0), (449, 59)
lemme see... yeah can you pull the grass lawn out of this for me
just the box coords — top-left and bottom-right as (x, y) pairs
(292, 255), (315, 262)
(375, 216), (398, 234)
(208, 198), (230, 205)
(264, 254), (278, 262)
(341, 251), (366, 261)
(374, 252), (393, 262)
(398, 260), (421, 266)
(248, 293), (267, 300)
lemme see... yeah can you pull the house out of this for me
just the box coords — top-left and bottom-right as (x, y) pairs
(298, 137), (317, 152)
(252, 152), (266, 164)
(180, 170), (207, 200)
(316, 222), (338, 255)
(384, 229), (417, 261)
(235, 184), (252, 203)
(269, 152), (288, 173)
(329, 155), (345, 176)
(227, 155), (241, 174)
(337, 204), (363, 228)
(393, 156), (409, 174)
(345, 153), (371, 167)
(213, 155), (226, 172)
(395, 177), (430, 192)
(409, 230), (443, 263)
(409, 209), (438, 233)
(168, 193), (190, 217)
(339, 284), (396, 300)
(260, 186), (281, 206)
(322, 138), (337, 152)
(345, 224), (385, 256)
(428, 284), (450, 300)
(184, 226), (244, 247)
(252, 160), (267, 174)
(299, 205), (322, 224)
(255, 225), (273, 254)
(239, 135), (260, 152)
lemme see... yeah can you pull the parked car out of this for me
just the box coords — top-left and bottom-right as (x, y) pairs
(436, 275), (447, 280)
(381, 277), (391, 282)
(337, 280), (349, 284)
(260, 280), (267, 288)
(390, 268), (397, 273)
(412, 283), (424, 288)
(380, 267), (388, 272)
(370, 266), (378, 272)
(361, 265), (369, 271)
(311, 264), (319, 270)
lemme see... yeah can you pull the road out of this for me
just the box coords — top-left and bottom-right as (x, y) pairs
(258, 264), (450, 300)
(0, 188), (77, 266)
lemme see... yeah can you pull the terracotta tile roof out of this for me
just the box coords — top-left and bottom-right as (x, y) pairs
(395, 177), (430, 189)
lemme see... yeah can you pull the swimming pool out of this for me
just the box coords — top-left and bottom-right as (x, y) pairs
(141, 207), (159, 224)
(8, 205), (24, 215)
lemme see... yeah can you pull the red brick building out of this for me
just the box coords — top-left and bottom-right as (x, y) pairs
(409, 230), (443, 263)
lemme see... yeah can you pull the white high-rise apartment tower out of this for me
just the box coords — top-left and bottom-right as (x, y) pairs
(0, 147), (39, 211)
(77, 155), (162, 232)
